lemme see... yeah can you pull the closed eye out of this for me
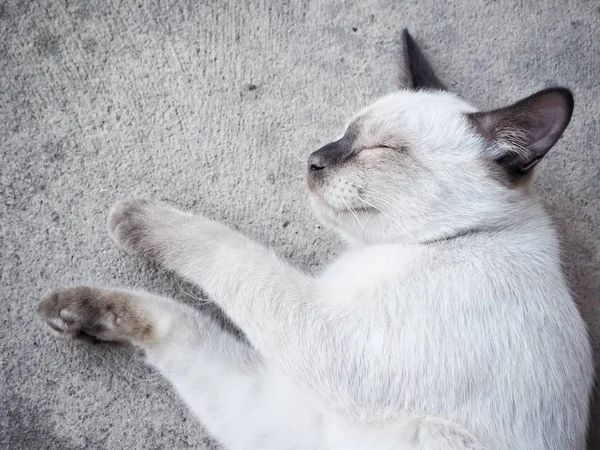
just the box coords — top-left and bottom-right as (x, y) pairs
(361, 144), (397, 151)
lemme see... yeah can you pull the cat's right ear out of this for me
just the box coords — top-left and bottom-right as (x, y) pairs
(402, 29), (447, 91)
(468, 88), (574, 178)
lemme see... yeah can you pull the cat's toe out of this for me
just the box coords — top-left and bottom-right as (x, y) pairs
(107, 198), (189, 261)
(37, 286), (123, 343)
(107, 198), (159, 258)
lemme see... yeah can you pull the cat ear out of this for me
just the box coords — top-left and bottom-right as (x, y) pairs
(402, 29), (447, 91)
(469, 88), (574, 177)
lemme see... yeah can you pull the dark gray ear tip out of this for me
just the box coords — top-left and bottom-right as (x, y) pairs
(402, 29), (414, 47)
(556, 87), (574, 113)
(535, 87), (574, 111)
(559, 88), (575, 122)
(401, 29), (419, 63)
(401, 29), (413, 65)
(537, 87), (575, 126)
(400, 29), (447, 91)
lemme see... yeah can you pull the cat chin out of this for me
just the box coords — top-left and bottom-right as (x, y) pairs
(308, 193), (343, 228)
(308, 193), (377, 237)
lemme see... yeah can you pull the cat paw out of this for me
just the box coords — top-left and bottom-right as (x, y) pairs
(107, 198), (168, 260)
(37, 286), (146, 343)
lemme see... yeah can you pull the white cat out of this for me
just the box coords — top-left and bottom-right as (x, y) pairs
(38, 30), (594, 449)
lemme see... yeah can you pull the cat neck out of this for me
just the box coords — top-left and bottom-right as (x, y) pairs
(344, 193), (553, 248)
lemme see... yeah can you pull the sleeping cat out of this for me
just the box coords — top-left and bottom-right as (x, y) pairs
(38, 30), (593, 450)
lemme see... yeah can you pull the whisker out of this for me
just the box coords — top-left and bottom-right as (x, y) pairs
(370, 191), (400, 207)
(349, 76), (367, 112)
(340, 196), (380, 243)
(290, 147), (307, 163)
(339, 93), (355, 119)
(354, 196), (404, 230)
(342, 197), (365, 232)
(358, 186), (401, 211)
(131, 373), (164, 383)
(179, 287), (213, 306)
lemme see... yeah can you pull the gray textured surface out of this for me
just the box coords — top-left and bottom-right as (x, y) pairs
(1, 0), (599, 449)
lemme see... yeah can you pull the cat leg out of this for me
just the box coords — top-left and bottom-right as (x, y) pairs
(106, 198), (364, 417)
(38, 286), (323, 450)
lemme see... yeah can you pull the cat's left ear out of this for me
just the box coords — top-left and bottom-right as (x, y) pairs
(468, 88), (574, 177)
(402, 29), (447, 91)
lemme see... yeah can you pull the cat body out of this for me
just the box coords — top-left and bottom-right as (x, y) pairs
(318, 216), (590, 450)
(38, 30), (593, 450)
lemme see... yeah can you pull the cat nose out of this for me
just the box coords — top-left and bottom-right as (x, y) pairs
(308, 152), (326, 171)
(307, 139), (352, 172)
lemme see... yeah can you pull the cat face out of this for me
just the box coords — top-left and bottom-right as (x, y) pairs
(307, 90), (484, 243)
(307, 31), (573, 244)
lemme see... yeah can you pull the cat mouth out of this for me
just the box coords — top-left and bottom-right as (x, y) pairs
(307, 174), (377, 215)
(306, 169), (324, 192)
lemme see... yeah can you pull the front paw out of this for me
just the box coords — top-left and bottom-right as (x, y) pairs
(107, 198), (178, 260)
(37, 286), (146, 343)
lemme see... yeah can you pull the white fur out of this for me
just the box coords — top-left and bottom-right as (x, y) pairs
(104, 88), (594, 449)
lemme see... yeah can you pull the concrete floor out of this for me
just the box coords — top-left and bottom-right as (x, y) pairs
(1, 0), (599, 448)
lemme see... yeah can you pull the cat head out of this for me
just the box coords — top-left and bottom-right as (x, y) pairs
(307, 30), (573, 244)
